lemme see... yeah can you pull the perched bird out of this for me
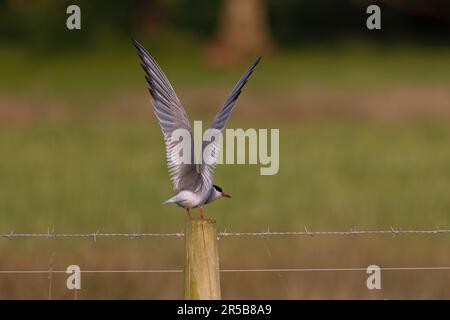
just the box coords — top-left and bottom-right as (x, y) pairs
(133, 39), (261, 220)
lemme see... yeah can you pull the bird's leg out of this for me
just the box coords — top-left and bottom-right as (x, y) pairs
(199, 207), (205, 220)
(185, 208), (192, 221)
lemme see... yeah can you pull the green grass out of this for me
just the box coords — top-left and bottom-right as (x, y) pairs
(1, 120), (449, 232)
(1, 40), (450, 107)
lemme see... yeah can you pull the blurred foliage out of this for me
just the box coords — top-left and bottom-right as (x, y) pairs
(0, 0), (134, 53)
(267, 0), (450, 45)
(0, 0), (448, 55)
(172, 0), (221, 37)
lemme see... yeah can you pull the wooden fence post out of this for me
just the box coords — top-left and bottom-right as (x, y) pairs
(184, 219), (221, 300)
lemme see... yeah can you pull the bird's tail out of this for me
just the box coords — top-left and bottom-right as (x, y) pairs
(163, 195), (178, 205)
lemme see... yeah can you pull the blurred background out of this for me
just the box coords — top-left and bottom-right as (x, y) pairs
(0, 0), (450, 299)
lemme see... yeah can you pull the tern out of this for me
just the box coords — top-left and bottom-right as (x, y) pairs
(133, 39), (261, 220)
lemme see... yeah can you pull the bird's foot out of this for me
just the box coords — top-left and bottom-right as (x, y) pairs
(199, 207), (205, 220)
(185, 208), (193, 221)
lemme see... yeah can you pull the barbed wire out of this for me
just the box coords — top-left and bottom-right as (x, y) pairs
(1, 227), (449, 241)
(1, 228), (449, 278)
(1, 266), (450, 274)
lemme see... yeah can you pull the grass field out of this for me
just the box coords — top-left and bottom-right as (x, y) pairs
(1, 40), (450, 298)
(2, 120), (450, 230)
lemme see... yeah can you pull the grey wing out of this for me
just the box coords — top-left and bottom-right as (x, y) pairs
(208, 56), (261, 132)
(200, 57), (262, 189)
(133, 39), (202, 191)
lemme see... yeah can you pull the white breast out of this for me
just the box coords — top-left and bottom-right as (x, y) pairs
(176, 190), (210, 208)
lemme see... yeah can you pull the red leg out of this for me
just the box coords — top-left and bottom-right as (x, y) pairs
(199, 207), (205, 220)
(185, 208), (192, 221)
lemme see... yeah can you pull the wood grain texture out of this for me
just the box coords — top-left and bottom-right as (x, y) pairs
(184, 219), (221, 300)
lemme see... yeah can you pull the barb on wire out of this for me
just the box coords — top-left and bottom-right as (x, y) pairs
(46, 228), (54, 240)
(92, 230), (100, 242)
(2, 230), (14, 240)
(0, 227), (449, 240)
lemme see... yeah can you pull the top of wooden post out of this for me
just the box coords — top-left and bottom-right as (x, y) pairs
(187, 218), (216, 225)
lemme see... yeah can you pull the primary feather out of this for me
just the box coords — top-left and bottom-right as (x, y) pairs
(200, 56), (262, 191)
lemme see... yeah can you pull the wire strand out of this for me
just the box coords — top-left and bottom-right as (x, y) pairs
(1, 266), (450, 274)
(1, 227), (450, 240)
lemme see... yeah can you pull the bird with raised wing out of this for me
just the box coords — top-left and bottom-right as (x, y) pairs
(133, 39), (261, 220)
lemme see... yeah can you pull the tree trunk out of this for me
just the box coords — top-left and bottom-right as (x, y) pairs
(207, 0), (273, 64)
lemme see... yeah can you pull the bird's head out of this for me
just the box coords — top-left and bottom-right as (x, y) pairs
(213, 185), (231, 198)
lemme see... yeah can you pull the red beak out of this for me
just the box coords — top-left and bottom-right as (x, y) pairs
(221, 192), (231, 198)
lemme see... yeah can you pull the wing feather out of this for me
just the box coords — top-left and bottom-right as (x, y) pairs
(133, 39), (202, 191)
(200, 57), (262, 190)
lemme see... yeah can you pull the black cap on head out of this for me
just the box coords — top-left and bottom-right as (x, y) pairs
(213, 185), (222, 192)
